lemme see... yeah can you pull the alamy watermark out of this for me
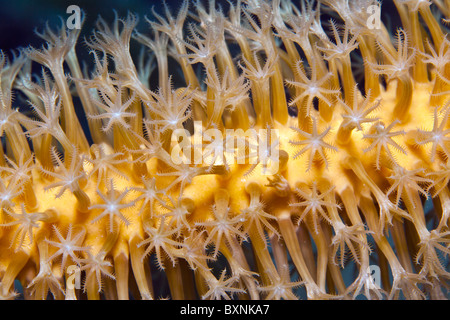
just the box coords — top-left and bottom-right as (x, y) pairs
(171, 121), (280, 176)
(366, 4), (382, 30)
(66, 264), (81, 290)
(66, 5), (81, 30)
(367, 265), (381, 287)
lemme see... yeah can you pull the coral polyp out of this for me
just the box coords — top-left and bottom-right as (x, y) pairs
(0, 0), (449, 300)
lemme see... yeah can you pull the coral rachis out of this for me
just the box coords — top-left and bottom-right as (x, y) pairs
(0, 0), (449, 300)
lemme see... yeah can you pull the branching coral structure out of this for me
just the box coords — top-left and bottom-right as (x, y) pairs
(0, 0), (449, 300)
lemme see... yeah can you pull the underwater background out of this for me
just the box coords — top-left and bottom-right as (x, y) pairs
(0, 0), (221, 50)
(0, 0), (403, 54)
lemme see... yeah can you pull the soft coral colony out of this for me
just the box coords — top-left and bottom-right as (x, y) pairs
(0, 0), (449, 300)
